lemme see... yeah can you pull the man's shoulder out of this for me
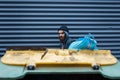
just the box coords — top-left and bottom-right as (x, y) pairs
(67, 38), (75, 43)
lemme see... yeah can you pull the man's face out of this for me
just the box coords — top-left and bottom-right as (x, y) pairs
(58, 30), (66, 42)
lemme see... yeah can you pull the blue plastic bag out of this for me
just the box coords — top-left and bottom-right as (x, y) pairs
(68, 33), (98, 50)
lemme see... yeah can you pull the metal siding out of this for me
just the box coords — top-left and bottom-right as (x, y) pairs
(0, 0), (120, 60)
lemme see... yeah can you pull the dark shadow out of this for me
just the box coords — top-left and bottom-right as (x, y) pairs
(19, 74), (111, 80)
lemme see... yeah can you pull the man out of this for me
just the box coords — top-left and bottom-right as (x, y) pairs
(58, 26), (75, 49)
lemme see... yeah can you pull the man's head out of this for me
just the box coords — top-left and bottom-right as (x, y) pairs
(58, 26), (69, 42)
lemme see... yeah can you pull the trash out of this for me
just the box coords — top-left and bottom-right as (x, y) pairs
(69, 33), (98, 50)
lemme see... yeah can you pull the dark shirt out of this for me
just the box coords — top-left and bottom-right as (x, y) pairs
(60, 37), (75, 49)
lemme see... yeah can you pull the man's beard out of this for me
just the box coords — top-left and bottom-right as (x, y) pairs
(59, 36), (65, 42)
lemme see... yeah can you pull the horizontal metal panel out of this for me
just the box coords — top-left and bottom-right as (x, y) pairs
(0, 26), (120, 29)
(0, 30), (120, 33)
(0, 39), (119, 42)
(98, 47), (120, 51)
(0, 0), (120, 60)
(1, 4), (120, 8)
(0, 39), (59, 43)
(0, 18), (120, 20)
(0, 34), (120, 37)
(1, 13), (120, 15)
(0, 22), (120, 26)
(0, 8), (120, 11)
(0, 0), (120, 3)
(0, 43), (119, 47)
(0, 44), (59, 48)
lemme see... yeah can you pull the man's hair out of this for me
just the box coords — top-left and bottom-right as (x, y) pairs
(58, 26), (69, 33)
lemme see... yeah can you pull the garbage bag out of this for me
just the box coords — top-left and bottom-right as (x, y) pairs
(68, 33), (98, 50)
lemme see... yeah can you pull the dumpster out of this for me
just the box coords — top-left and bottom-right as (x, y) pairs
(0, 47), (120, 80)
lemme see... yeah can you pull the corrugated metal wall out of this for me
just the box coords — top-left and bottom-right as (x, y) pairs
(0, 0), (120, 60)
